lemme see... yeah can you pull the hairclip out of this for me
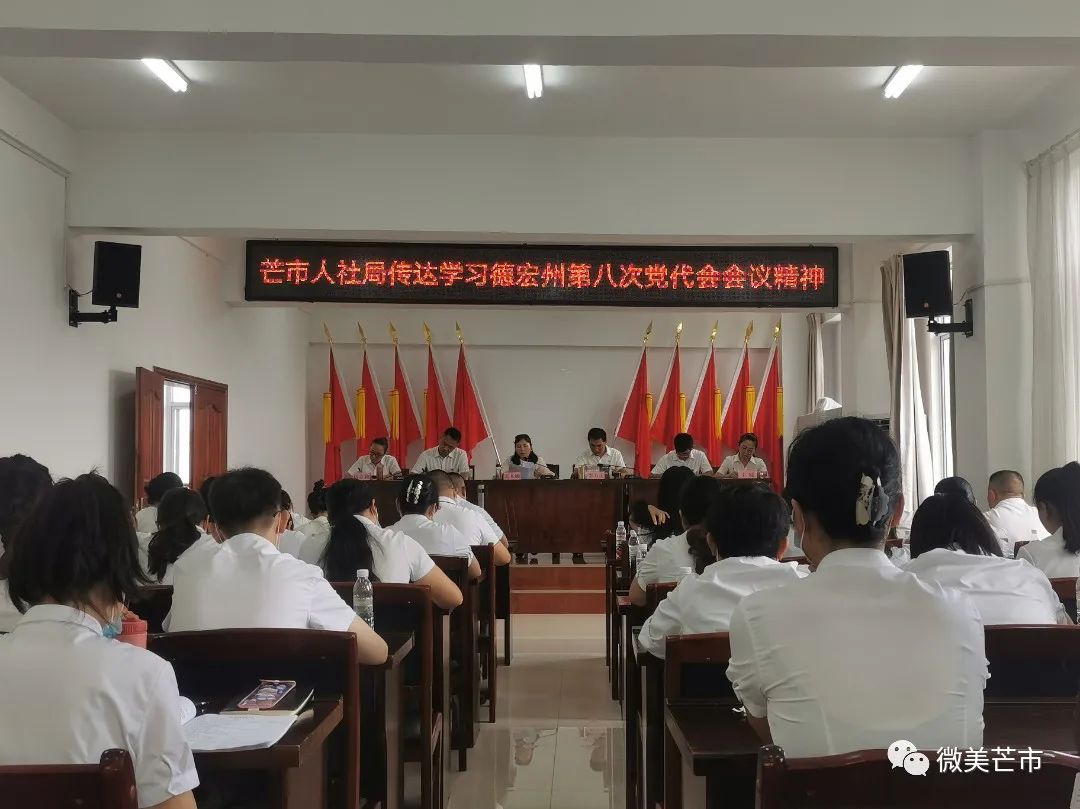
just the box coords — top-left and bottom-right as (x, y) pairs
(855, 473), (886, 527)
(405, 478), (425, 505)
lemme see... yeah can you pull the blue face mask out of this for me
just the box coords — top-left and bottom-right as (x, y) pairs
(102, 614), (123, 639)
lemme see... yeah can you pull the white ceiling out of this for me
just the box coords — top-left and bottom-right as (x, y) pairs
(0, 58), (1072, 138)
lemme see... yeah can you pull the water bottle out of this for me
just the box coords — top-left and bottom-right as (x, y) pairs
(628, 529), (641, 567)
(478, 482), (486, 509)
(353, 569), (374, 629)
(615, 521), (627, 561)
(494, 463), (503, 481)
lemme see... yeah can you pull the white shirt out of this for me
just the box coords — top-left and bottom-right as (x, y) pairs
(504, 456), (554, 477)
(390, 514), (476, 564)
(412, 446), (470, 474)
(984, 498), (1049, 557)
(134, 506), (159, 535)
(0, 580), (21, 632)
(638, 556), (805, 657)
(164, 532), (357, 633)
(154, 533), (217, 587)
(652, 449), (713, 476)
(1018, 528), (1080, 579)
(635, 531), (695, 587)
(355, 515), (436, 583)
(454, 497), (503, 544)
(0, 605), (199, 806)
(905, 548), (1068, 625)
(277, 529), (307, 558)
(434, 496), (491, 545)
(717, 454), (768, 476)
(727, 548), (987, 758)
(298, 515), (330, 565)
(347, 453), (403, 478)
(573, 447), (627, 471)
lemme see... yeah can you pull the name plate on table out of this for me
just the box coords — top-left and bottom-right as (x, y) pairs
(502, 470), (522, 480)
(584, 469), (607, 480)
(353, 472), (373, 480)
(737, 469), (759, 480)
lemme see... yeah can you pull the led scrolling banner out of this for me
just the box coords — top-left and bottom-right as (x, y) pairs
(245, 241), (839, 308)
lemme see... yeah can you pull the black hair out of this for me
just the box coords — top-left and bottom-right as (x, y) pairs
(989, 470), (1025, 493)
(210, 468), (282, 537)
(1034, 463), (1080, 555)
(673, 433), (694, 454)
(448, 472), (466, 491)
(680, 474), (723, 528)
(909, 493), (1002, 558)
(321, 478), (378, 582)
(280, 489), (293, 512)
(145, 472), (184, 506)
(198, 476), (217, 522)
(587, 427), (608, 443)
(147, 488), (208, 580)
(398, 474), (440, 515)
(655, 467), (696, 539)
(307, 480), (328, 516)
(511, 434), (539, 465)
(738, 433), (759, 448)
(785, 416), (902, 545)
(443, 427), (462, 443)
(429, 470), (453, 493)
(0, 454), (52, 578)
(934, 476), (977, 506)
(707, 484), (791, 559)
(371, 437), (389, 450)
(628, 499), (653, 529)
(8, 473), (148, 612)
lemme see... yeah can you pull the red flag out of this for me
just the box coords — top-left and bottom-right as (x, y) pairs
(424, 345), (453, 449)
(721, 341), (755, 457)
(650, 342), (684, 448)
(355, 347), (390, 448)
(388, 345), (421, 468)
(323, 347), (356, 485)
(686, 345), (723, 465)
(615, 347), (652, 477)
(453, 344), (491, 460)
(752, 333), (784, 492)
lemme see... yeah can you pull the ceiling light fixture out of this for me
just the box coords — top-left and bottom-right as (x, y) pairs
(141, 58), (188, 93)
(523, 64), (543, 99)
(882, 64), (923, 100)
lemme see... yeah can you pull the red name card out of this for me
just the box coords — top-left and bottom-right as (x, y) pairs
(584, 469), (607, 480)
(737, 469), (760, 480)
(351, 472), (373, 481)
(502, 470), (522, 480)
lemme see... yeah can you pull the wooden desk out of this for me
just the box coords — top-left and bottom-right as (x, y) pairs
(361, 632), (414, 809)
(627, 634), (664, 809)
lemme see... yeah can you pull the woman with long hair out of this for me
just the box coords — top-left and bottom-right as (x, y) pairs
(1018, 462), (1080, 578)
(146, 487), (210, 584)
(388, 474), (481, 580)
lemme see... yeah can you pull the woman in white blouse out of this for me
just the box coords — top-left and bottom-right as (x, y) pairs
(389, 474), (481, 580)
(321, 478), (463, 609)
(906, 493), (1067, 625)
(504, 434), (556, 478)
(1018, 463), (1080, 579)
(298, 479), (331, 564)
(145, 487), (213, 585)
(0, 473), (199, 809)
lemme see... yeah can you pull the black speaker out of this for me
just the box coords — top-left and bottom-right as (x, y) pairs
(92, 241), (141, 308)
(902, 250), (951, 318)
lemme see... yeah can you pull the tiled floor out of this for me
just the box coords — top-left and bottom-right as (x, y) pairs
(445, 614), (624, 809)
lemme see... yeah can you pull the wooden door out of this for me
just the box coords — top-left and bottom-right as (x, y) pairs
(134, 367), (165, 506)
(192, 382), (228, 491)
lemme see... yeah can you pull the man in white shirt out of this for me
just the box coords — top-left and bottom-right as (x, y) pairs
(347, 437), (403, 480)
(430, 471), (511, 566)
(716, 433), (768, 477)
(412, 427), (471, 475)
(639, 484), (804, 657)
(984, 470), (1048, 556)
(165, 467), (388, 665)
(650, 432), (713, 477)
(449, 472), (508, 546)
(572, 427), (631, 477)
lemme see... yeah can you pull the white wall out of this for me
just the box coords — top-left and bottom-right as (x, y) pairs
(0, 142), (310, 502)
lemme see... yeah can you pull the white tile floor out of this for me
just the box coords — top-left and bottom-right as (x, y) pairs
(444, 614), (624, 809)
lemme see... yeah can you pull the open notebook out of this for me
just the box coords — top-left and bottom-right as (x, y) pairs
(179, 696), (306, 752)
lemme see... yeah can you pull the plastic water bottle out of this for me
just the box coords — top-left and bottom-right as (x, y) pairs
(628, 529), (641, 567)
(615, 521), (627, 561)
(353, 569), (374, 629)
(494, 463), (503, 481)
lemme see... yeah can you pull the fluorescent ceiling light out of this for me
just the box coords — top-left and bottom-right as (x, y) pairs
(882, 64), (923, 100)
(141, 58), (188, 93)
(523, 64), (543, 99)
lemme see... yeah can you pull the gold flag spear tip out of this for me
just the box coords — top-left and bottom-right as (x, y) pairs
(455, 322), (465, 345)
(710, 321), (719, 345)
(774, 321), (782, 339)
(323, 323), (333, 345)
(675, 322), (684, 345)
(643, 321), (653, 345)
(744, 321), (754, 344)
(388, 322), (398, 346)
(422, 322), (432, 345)
(357, 323), (367, 346)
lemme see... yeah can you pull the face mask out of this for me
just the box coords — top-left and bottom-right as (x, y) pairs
(102, 611), (124, 639)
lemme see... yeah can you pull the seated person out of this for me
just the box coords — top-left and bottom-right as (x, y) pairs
(431, 471), (511, 566)
(321, 478), (464, 609)
(298, 479), (330, 564)
(449, 472), (508, 545)
(164, 467), (389, 664)
(727, 417), (986, 758)
(134, 471), (184, 534)
(572, 427), (631, 478)
(0, 473), (198, 809)
(650, 432), (713, 477)
(412, 427), (470, 475)
(904, 493), (1066, 625)
(627, 500), (658, 550)
(197, 475), (221, 541)
(716, 433), (768, 478)
(1018, 463), (1080, 578)
(629, 471), (721, 605)
(0, 454), (52, 633)
(388, 474), (481, 580)
(985, 469), (1050, 558)
(145, 487), (213, 585)
(275, 489), (307, 558)
(504, 433), (556, 478)
(347, 437), (402, 480)
(638, 484), (805, 657)
(934, 476), (977, 504)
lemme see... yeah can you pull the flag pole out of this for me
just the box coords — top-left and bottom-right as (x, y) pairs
(456, 322), (501, 466)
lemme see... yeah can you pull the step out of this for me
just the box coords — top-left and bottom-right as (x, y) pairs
(512, 589), (606, 614)
(511, 564), (605, 590)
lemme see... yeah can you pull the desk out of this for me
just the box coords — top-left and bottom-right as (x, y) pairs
(627, 634), (664, 809)
(195, 699), (344, 809)
(361, 632), (415, 809)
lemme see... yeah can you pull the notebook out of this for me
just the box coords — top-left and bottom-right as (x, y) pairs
(182, 714), (299, 753)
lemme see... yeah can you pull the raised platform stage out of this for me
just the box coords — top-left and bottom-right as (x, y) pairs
(511, 560), (606, 614)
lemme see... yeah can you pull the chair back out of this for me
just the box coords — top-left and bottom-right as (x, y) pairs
(664, 632), (736, 701)
(984, 624), (1080, 697)
(1050, 577), (1078, 622)
(645, 581), (677, 613)
(0, 749), (137, 809)
(128, 585), (173, 634)
(546, 463), (561, 479)
(756, 745), (1080, 809)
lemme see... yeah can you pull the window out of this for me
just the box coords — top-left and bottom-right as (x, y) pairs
(163, 381), (192, 485)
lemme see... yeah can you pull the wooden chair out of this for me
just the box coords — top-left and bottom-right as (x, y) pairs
(984, 624), (1080, 698)
(0, 749), (137, 809)
(756, 745), (1080, 808)
(1050, 577), (1077, 622)
(495, 559), (512, 666)
(149, 629), (360, 809)
(430, 555), (478, 771)
(473, 544), (499, 722)
(546, 463), (561, 479)
(128, 585), (173, 633)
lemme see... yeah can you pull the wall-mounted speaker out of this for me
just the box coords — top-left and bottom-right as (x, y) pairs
(902, 250), (952, 319)
(92, 241), (142, 308)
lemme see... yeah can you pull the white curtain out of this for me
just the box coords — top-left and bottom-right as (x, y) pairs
(1028, 142), (1080, 474)
(806, 313), (825, 412)
(881, 256), (941, 524)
